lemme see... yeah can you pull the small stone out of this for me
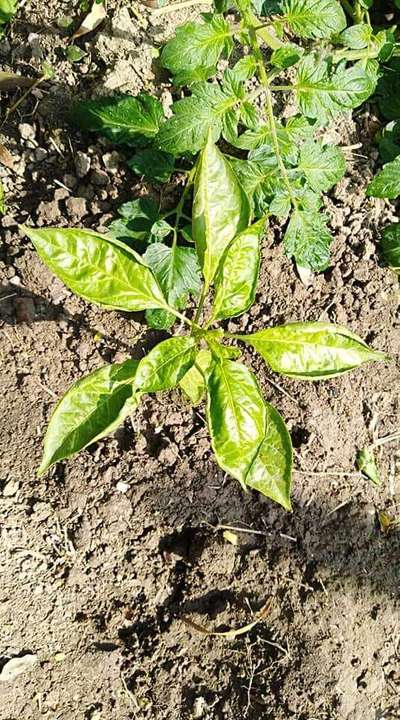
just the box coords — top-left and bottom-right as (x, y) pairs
(102, 151), (120, 173)
(158, 444), (179, 467)
(18, 123), (36, 141)
(65, 196), (88, 219)
(63, 174), (78, 189)
(1, 214), (17, 228)
(91, 169), (109, 187)
(3, 480), (19, 497)
(34, 148), (47, 162)
(54, 188), (70, 201)
(36, 199), (61, 224)
(193, 697), (208, 718)
(0, 655), (38, 682)
(116, 481), (130, 493)
(75, 151), (91, 178)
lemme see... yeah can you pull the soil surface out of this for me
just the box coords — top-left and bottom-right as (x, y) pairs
(1, 2), (400, 719)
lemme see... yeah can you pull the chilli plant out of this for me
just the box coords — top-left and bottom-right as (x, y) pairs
(23, 132), (387, 510)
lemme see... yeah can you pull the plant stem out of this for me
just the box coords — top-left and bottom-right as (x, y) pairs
(237, 2), (299, 212)
(151, 0), (212, 15)
(192, 285), (207, 328)
(340, 0), (355, 18)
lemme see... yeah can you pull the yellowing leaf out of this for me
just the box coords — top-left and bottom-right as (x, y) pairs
(71, 1), (107, 41)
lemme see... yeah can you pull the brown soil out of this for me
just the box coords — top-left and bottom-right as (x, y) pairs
(1, 2), (400, 719)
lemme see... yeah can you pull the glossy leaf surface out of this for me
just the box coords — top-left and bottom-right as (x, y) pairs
(210, 221), (264, 322)
(179, 349), (213, 405)
(193, 136), (250, 289)
(38, 359), (139, 475)
(298, 141), (346, 192)
(246, 402), (293, 510)
(207, 359), (265, 488)
(284, 209), (332, 271)
(134, 337), (196, 393)
(238, 322), (386, 379)
(127, 149), (175, 183)
(24, 227), (167, 312)
(281, 0), (346, 39)
(72, 93), (164, 146)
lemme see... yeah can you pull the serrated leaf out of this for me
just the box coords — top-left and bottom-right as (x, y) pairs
(284, 209), (332, 271)
(381, 223), (400, 270)
(295, 55), (376, 124)
(236, 115), (313, 164)
(127, 149), (175, 183)
(161, 13), (233, 86)
(134, 336), (196, 393)
(230, 155), (281, 217)
(179, 349), (213, 405)
(356, 447), (380, 485)
(157, 82), (236, 156)
(281, 0), (346, 38)
(107, 198), (162, 246)
(298, 140), (346, 192)
(245, 402), (293, 510)
(367, 156), (400, 199)
(238, 322), (387, 379)
(23, 226), (168, 312)
(193, 135), (250, 289)
(271, 42), (303, 69)
(38, 359), (139, 475)
(210, 221), (264, 322)
(207, 359), (266, 489)
(72, 93), (164, 146)
(143, 242), (202, 321)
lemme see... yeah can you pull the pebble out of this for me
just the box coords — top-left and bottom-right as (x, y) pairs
(36, 199), (61, 224)
(65, 196), (88, 219)
(18, 123), (35, 141)
(102, 151), (120, 173)
(63, 174), (78, 189)
(3, 480), (19, 497)
(34, 148), (47, 162)
(116, 481), (130, 494)
(0, 654), (38, 682)
(91, 169), (109, 187)
(75, 151), (91, 178)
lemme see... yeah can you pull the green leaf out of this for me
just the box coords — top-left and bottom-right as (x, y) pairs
(356, 447), (380, 486)
(210, 220), (264, 323)
(134, 337), (197, 393)
(107, 198), (161, 244)
(270, 43), (303, 69)
(144, 308), (176, 330)
(376, 59), (400, 121)
(24, 226), (168, 312)
(378, 121), (400, 164)
(281, 0), (346, 38)
(206, 359), (266, 489)
(143, 242), (202, 325)
(339, 23), (372, 49)
(72, 93), (164, 146)
(367, 156), (400, 199)
(38, 359), (139, 475)
(295, 55), (376, 124)
(245, 402), (293, 510)
(179, 349), (213, 405)
(193, 135), (250, 289)
(0, 0), (17, 25)
(381, 223), (400, 270)
(238, 322), (387, 379)
(157, 82), (236, 156)
(161, 13), (233, 86)
(298, 140), (346, 192)
(236, 115), (313, 164)
(127, 149), (175, 183)
(284, 209), (333, 271)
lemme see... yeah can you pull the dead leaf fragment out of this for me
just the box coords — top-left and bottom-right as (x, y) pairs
(183, 600), (271, 639)
(71, 1), (107, 41)
(0, 144), (15, 170)
(0, 72), (35, 92)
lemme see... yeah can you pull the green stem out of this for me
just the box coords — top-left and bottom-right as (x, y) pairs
(340, 0), (355, 18)
(192, 285), (207, 329)
(237, 2), (299, 212)
(171, 163), (197, 252)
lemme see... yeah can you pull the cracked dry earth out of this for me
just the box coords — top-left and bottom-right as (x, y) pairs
(1, 1), (400, 719)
